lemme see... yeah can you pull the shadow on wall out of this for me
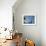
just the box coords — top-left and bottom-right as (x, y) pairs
(23, 34), (41, 46)
(12, 0), (42, 46)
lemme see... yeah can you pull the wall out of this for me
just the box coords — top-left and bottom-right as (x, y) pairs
(0, 0), (16, 30)
(13, 0), (42, 46)
(40, 0), (46, 46)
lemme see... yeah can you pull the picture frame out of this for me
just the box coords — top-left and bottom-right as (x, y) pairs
(22, 14), (36, 25)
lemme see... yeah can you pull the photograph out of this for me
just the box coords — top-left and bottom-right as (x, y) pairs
(22, 15), (36, 25)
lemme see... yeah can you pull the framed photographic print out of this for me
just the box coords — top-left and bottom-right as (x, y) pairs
(22, 14), (36, 25)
